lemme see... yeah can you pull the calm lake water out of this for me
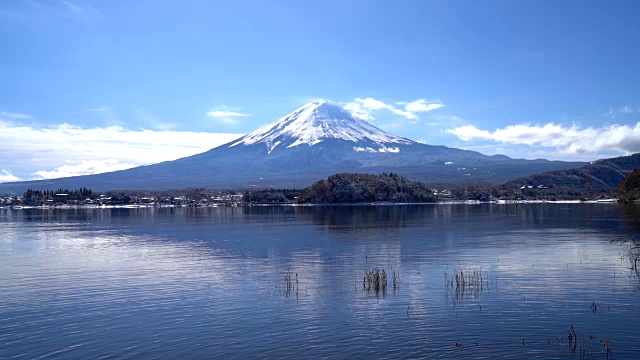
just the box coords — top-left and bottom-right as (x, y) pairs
(1, 204), (639, 359)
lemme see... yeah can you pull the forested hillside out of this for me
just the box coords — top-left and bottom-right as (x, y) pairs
(500, 153), (640, 196)
(296, 173), (437, 204)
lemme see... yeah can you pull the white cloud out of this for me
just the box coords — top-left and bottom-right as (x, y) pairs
(447, 125), (492, 141)
(0, 121), (243, 180)
(447, 122), (640, 156)
(207, 107), (251, 125)
(207, 110), (251, 118)
(32, 159), (137, 179)
(378, 146), (400, 153)
(343, 101), (375, 120)
(343, 97), (443, 121)
(404, 99), (445, 113)
(353, 147), (377, 153)
(356, 98), (392, 111)
(0, 170), (21, 183)
(354, 145), (400, 154)
(345, 97), (416, 120)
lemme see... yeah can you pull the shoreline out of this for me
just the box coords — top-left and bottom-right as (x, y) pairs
(0, 198), (622, 210)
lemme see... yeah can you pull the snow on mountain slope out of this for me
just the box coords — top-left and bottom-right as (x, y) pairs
(230, 100), (414, 153)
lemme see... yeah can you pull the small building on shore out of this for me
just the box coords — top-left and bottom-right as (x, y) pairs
(53, 193), (68, 204)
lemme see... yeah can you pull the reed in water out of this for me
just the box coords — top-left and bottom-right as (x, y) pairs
(363, 267), (400, 296)
(445, 266), (490, 303)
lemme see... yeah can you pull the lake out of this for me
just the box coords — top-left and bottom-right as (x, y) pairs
(1, 204), (639, 359)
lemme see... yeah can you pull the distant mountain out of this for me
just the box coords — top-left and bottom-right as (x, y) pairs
(501, 153), (640, 193)
(0, 101), (586, 194)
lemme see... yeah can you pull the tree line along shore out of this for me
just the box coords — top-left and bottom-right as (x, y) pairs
(1, 170), (636, 208)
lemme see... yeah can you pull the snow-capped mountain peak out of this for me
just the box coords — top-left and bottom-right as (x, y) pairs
(230, 100), (413, 152)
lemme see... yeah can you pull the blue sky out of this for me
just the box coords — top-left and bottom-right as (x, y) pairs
(1, 0), (640, 181)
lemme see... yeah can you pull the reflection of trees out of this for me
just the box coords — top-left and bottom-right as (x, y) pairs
(3, 208), (103, 223)
(4, 207), (249, 224)
(294, 205), (441, 229)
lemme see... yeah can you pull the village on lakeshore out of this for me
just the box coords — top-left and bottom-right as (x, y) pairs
(0, 174), (624, 209)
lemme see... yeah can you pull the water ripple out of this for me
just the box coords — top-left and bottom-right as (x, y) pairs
(1, 204), (639, 359)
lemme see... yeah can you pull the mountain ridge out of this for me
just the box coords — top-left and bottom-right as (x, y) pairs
(501, 153), (640, 193)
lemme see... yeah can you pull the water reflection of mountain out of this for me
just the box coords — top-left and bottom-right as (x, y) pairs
(618, 204), (640, 233)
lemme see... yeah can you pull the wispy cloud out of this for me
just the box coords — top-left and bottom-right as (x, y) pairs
(447, 122), (640, 156)
(207, 106), (251, 125)
(60, 0), (99, 21)
(403, 99), (445, 113)
(343, 97), (444, 121)
(207, 110), (250, 118)
(425, 115), (464, 127)
(89, 106), (110, 113)
(0, 0), (102, 24)
(0, 170), (22, 183)
(603, 105), (636, 118)
(134, 108), (176, 130)
(11, 0), (101, 22)
(0, 120), (243, 180)
(345, 98), (414, 120)
(0, 111), (32, 120)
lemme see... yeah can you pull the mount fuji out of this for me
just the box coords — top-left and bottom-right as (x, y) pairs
(0, 101), (585, 193)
